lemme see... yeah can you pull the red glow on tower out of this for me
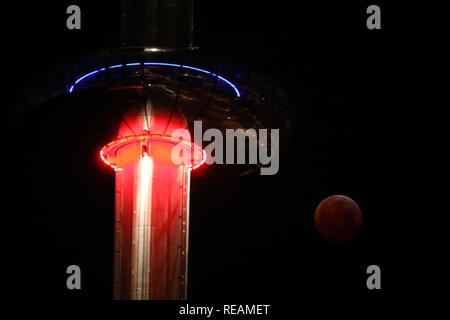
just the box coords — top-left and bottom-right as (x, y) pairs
(99, 88), (205, 299)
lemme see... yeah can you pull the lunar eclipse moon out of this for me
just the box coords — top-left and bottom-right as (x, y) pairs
(314, 195), (362, 243)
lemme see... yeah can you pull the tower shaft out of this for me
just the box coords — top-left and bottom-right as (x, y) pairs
(113, 144), (190, 299)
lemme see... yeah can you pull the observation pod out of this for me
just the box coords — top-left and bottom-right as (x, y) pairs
(100, 87), (205, 299)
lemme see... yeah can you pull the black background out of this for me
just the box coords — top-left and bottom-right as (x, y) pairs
(2, 0), (447, 304)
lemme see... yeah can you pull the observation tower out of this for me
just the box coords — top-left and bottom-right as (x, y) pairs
(14, 0), (293, 299)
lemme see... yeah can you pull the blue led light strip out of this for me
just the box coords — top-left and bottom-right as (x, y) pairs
(68, 62), (241, 97)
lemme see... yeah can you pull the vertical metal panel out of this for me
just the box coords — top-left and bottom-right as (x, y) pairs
(119, 0), (194, 48)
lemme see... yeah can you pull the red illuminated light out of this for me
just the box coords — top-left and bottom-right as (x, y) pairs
(100, 133), (206, 171)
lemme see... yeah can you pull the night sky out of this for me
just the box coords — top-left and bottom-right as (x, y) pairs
(3, 0), (447, 303)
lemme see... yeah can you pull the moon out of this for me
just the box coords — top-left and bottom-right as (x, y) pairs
(314, 195), (362, 243)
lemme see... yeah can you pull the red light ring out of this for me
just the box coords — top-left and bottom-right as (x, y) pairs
(100, 134), (206, 171)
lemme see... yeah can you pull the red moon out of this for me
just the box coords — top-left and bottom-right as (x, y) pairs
(314, 195), (362, 243)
